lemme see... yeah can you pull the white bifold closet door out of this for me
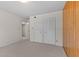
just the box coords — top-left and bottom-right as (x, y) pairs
(43, 15), (55, 44)
(30, 14), (56, 45)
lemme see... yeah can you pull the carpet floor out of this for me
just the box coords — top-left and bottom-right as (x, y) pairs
(0, 40), (66, 57)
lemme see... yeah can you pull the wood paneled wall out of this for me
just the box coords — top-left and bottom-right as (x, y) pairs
(63, 1), (79, 57)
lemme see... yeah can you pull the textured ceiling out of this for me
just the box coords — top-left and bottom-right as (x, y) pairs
(0, 1), (66, 18)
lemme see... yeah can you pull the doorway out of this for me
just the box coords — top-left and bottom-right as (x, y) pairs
(22, 21), (30, 40)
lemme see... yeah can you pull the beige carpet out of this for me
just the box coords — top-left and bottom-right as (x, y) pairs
(0, 40), (66, 57)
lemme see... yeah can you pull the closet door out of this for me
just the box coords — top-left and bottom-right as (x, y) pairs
(30, 14), (56, 45)
(43, 15), (55, 44)
(30, 16), (43, 43)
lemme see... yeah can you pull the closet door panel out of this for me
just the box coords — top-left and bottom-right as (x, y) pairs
(43, 16), (55, 44)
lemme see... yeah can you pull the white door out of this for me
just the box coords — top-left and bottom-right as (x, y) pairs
(43, 16), (56, 45)
(30, 16), (43, 43)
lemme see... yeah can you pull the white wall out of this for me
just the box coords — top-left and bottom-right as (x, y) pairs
(30, 10), (63, 46)
(0, 10), (24, 47)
